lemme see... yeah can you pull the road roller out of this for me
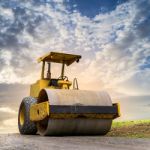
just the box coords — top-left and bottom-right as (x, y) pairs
(18, 52), (120, 136)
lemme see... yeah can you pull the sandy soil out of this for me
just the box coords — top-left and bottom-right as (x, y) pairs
(0, 134), (150, 150)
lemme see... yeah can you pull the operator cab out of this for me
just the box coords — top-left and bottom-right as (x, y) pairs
(37, 52), (81, 89)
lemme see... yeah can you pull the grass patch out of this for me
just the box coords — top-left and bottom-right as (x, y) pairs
(107, 120), (150, 138)
(112, 120), (150, 128)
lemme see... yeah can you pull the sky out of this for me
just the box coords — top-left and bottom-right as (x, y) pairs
(0, 0), (150, 133)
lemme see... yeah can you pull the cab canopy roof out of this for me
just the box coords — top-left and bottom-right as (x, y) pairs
(37, 52), (81, 66)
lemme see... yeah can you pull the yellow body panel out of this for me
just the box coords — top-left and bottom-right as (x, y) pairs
(57, 80), (72, 89)
(30, 79), (72, 97)
(30, 79), (50, 97)
(115, 103), (121, 117)
(30, 101), (49, 121)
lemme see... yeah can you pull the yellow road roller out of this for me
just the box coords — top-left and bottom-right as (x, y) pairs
(18, 52), (120, 136)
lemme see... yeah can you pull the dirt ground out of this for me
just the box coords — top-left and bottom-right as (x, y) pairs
(0, 134), (150, 150)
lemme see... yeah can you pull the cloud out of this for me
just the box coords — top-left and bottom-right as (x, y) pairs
(0, 84), (29, 107)
(78, 0), (150, 95)
(0, 84), (29, 133)
(0, 118), (18, 133)
(0, 6), (14, 19)
(118, 69), (150, 95)
(0, 107), (17, 114)
(0, 106), (17, 130)
(0, 0), (150, 96)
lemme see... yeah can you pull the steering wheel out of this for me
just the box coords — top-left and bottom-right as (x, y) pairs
(58, 76), (68, 80)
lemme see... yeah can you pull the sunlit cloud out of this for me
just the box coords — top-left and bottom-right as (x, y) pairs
(0, 107), (17, 114)
(0, 118), (17, 133)
(0, 106), (18, 133)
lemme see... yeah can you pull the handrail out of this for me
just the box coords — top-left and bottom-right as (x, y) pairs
(73, 78), (79, 90)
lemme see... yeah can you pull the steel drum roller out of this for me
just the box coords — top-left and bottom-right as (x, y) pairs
(37, 89), (113, 136)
